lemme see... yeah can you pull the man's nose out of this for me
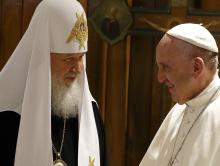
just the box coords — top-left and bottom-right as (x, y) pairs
(157, 70), (166, 83)
(70, 61), (82, 73)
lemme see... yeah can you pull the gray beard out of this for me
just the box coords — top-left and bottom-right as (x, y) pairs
(51, 74), (82, 118)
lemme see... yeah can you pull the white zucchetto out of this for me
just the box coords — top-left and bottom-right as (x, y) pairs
(167, 23), (218, 53)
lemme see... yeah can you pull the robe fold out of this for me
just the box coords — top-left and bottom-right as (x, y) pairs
(0, 102), (108, 166)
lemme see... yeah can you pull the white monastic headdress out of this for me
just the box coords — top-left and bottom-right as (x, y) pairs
(167, 23), (218, 53)
(0, 0), (100, 165)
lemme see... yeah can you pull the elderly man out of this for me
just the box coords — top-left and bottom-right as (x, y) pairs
(140, 23), (220, 166)
(0, 0), (107, 166)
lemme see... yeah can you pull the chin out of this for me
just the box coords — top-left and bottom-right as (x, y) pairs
(64, 80), (75, 87)
(171, 96), (183, 105)
(175, 97), (187, 105)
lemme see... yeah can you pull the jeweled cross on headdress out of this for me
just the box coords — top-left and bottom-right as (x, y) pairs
(66, 13), (88, 50)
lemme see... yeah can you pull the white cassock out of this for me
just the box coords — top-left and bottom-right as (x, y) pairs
(140, 71), (220, 166)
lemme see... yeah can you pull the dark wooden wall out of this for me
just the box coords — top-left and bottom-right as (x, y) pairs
(1, 0), (220, 166)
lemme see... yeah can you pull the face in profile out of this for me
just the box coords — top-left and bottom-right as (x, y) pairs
(156, 35), (196, 104)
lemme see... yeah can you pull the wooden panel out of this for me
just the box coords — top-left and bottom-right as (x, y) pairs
(155, 0), (169, 8)
(1, 0), (22, 68)
(133, 0), (155, 8)
(133, 0), (169, 8)
(105, 40), (127, 166)
(191, 0), (220, 10)
(87, 23), (107, 120)
(22, 0), (41, 33)
(201, 0), (220, 10)
(126, 35), (155, 166)
(88, 0), (102, 15)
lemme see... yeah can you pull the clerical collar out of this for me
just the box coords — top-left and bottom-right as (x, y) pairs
(186, 70), (220, 110)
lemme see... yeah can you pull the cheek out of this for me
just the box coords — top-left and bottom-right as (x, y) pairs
(175, 73), (191, 90)
(51, 63), (68, 77)
(59, 66), (71, 76)
(166, 72), (178, 83)
(166, 72), (185, 88)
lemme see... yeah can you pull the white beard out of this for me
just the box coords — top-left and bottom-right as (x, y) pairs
(51, 74), (82, 118)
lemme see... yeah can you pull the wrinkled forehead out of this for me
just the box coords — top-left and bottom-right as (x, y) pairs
(157, 34), (175, 52)
(157, 34), (190, 52)
(159, 34), (176, 45)
(43, 0), (88, 53)
(156, 35), (184, 61)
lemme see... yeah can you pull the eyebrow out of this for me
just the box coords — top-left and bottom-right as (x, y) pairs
(158, 62), (165, 66)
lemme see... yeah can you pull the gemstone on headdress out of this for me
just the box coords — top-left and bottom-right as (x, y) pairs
(66, 13), (88, 50)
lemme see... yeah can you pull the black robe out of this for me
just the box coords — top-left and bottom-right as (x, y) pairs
(0, 102), (108, 166)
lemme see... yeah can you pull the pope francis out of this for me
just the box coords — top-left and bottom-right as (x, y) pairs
(140, 23), (220, 166)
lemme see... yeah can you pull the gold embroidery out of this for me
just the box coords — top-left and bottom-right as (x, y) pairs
(66, 13), (88, 50)
(88, 156), (95, 166)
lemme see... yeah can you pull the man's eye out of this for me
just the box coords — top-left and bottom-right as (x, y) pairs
(160, 64), (170, 72)
(163, 65), (170, 72)
(64, 58), (71, 62)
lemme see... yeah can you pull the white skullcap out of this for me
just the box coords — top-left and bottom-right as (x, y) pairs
(167, 23), (218, 53)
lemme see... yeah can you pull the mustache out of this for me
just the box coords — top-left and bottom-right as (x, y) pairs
(64, 72), (77, 78)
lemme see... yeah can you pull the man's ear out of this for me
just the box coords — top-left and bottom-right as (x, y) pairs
(193, 57), (204, 78)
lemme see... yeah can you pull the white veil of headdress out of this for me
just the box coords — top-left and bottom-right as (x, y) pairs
(0, 0), (100, 165)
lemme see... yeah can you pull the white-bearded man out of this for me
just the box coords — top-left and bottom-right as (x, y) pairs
(0, 0), (108, 166)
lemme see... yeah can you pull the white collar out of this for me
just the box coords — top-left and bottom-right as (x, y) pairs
(186, 70), (220, 110)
